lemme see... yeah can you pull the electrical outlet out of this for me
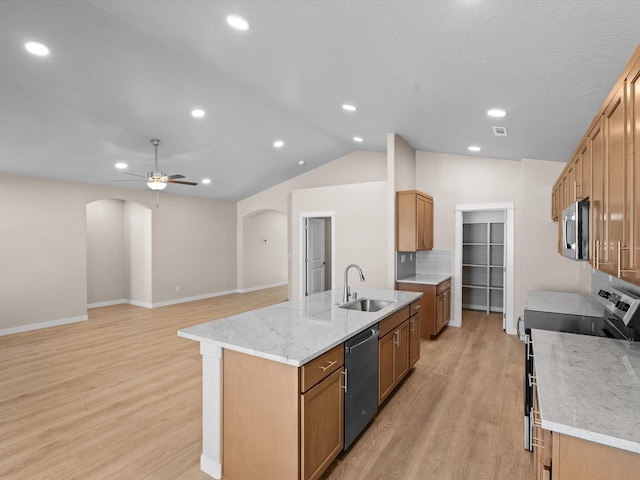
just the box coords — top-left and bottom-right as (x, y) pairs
(176, 285), (181, 292)
(410, 253), (413, 261)
(400, 254), (405, 263)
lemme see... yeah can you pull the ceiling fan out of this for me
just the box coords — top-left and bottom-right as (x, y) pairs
(118, 139), (198, 190)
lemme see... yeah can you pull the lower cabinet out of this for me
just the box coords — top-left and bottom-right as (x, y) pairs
(533, 383), (640, 480)
(378, 306), (412, 405)
(397, 278), (451, 338)
(409, 309), (421, 368)
(301, 367), (344, 480)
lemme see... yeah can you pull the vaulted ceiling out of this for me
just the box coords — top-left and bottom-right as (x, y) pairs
(1, 1), (639, 200)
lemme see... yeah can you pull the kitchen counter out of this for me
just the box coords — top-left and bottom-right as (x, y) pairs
(526, 290), (604, 317)
(178, 287), (422, 479)
(397, 273), (451, 285)
(179, 287), (421, 366)
(532, 328), (640, 454)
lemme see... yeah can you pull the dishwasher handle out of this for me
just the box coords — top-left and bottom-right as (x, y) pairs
(346, 328), (379, 354)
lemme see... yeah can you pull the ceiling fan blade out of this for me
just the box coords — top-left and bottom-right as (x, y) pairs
(168, 174), (185, 179)
(121, 172), (147, 178)
(113, 179), (145, 182)
(168, 179), (198, 186)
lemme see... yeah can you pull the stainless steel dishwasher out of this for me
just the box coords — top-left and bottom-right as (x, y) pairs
(344, 323), (379, 450)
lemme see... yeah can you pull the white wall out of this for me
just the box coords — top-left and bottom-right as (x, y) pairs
(86, 199), (126, 305)
(124, 201), (152, 306)
(290, 181), (389, 299)
(0, 172), (237, 334)
(237, 149), (387, 290)
(416, 152), (586, 321)
(242, 210), (287, 290)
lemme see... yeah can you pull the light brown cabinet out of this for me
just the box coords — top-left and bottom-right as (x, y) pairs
(378, 305), (412, 405)
(223, 344), (345, 480)
(301, 367), (344, 480)
(408, 306), (421, 368)
(396, 278), (451, 339)
(551, 45), (640, 287)
(397, 190), (434, 251)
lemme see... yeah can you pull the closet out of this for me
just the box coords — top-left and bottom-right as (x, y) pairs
(461, 210), (505, 313)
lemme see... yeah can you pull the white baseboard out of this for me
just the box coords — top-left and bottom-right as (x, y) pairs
(152, 289), (239, 308)
(0, 314), (88, 337)
(87, 299), (128, 308)
(237, 281), (288, 294)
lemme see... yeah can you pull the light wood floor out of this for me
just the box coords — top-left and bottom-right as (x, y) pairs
(0, 289), (532, 479)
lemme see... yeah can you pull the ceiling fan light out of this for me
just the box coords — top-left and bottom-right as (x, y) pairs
(147, 180), (167, 191)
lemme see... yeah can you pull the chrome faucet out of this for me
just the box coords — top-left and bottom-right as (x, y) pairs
(343, 264), (365, 303)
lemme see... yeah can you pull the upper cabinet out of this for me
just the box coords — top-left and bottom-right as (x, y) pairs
(397, 190), (434, 251)
(552, 45), (640, 287)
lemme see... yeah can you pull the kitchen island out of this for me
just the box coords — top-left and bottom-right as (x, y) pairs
(178, 288), (422, 480)
(531, 329), (640, 479)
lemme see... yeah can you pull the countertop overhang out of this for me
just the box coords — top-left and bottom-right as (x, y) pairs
(178, 288), (422, 367)
(532, 328), (640, 454)
(396, 274), (451, 285)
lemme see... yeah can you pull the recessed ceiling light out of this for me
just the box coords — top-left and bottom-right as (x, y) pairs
(487, 108), (506, 118)
(273, 140), (284, 148)
(201, 178), (212, 184)
(353, 136), (363, 143)
(115, 162), (127, 169)
(25, 41), (49, 56)
(191, 109), (205, 118)
(342, 104), (357, 112)
(227, 14), (250, 30)
(468, 145), (481, 152)
(298, 160), (305, 166)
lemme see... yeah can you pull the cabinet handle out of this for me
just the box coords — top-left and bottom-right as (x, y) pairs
(413, 304), (421, 311)
(595, 240), (599, 269)
(341, 370), (348, 394)
(528, 373), (537, 388)
(410, 318), (415, 333)
(319, 360), (337, 372)
(617, 241), (633, 277)
(394, 330), (401, 347)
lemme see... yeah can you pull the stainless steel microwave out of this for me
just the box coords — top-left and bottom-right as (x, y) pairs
(562, 201), (589, 260)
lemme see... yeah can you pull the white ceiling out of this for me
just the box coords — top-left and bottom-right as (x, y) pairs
(1, 1), (639, 201)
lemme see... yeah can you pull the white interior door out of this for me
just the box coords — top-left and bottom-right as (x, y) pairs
(305, 218), (326, 296)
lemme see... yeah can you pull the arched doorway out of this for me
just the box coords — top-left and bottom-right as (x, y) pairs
(86, 199), (152, 307)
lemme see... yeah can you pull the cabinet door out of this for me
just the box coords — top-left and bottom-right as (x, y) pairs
(301, 367), (345, 480)
(552, 183), (559, 221)
(378, 332), (395, 405)
(425, 195), (434, 250)
(578, 140), (591, 200)
(624, 59), (640, 282)
(604, 85), (627, 276)
(436, 292), (444, 334)
(590, 117), (605, 268)
(566, 161), (576, 205)
(394, 322), (410, 381)
(443, 289), (451, 325)
(409, 313), (420, 368)
(416, 194), (430, 250)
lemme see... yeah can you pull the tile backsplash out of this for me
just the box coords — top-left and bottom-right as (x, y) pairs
(416, 249), (451, 275)
(396, 251), (416, 279)
(396, 249), (451, 279)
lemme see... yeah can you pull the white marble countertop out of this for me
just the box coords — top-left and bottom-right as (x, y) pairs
(532, 329), (640, 453)
(178, 288), (422, 367)
(397, 274), (451, 285)
(526, 290), (604, 317)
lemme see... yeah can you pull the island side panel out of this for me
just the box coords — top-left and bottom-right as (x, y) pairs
(222, 349), (300, 480)
(200, 342), (223, 479)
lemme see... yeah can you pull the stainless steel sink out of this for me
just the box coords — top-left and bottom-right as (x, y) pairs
(339, 298), (393, 312)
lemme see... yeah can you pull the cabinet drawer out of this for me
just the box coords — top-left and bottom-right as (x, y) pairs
(379, 305), (410, 338)
(436, 279), (451, 295)
(409, 300), (422, 316)
(301, 344), (344, 393)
